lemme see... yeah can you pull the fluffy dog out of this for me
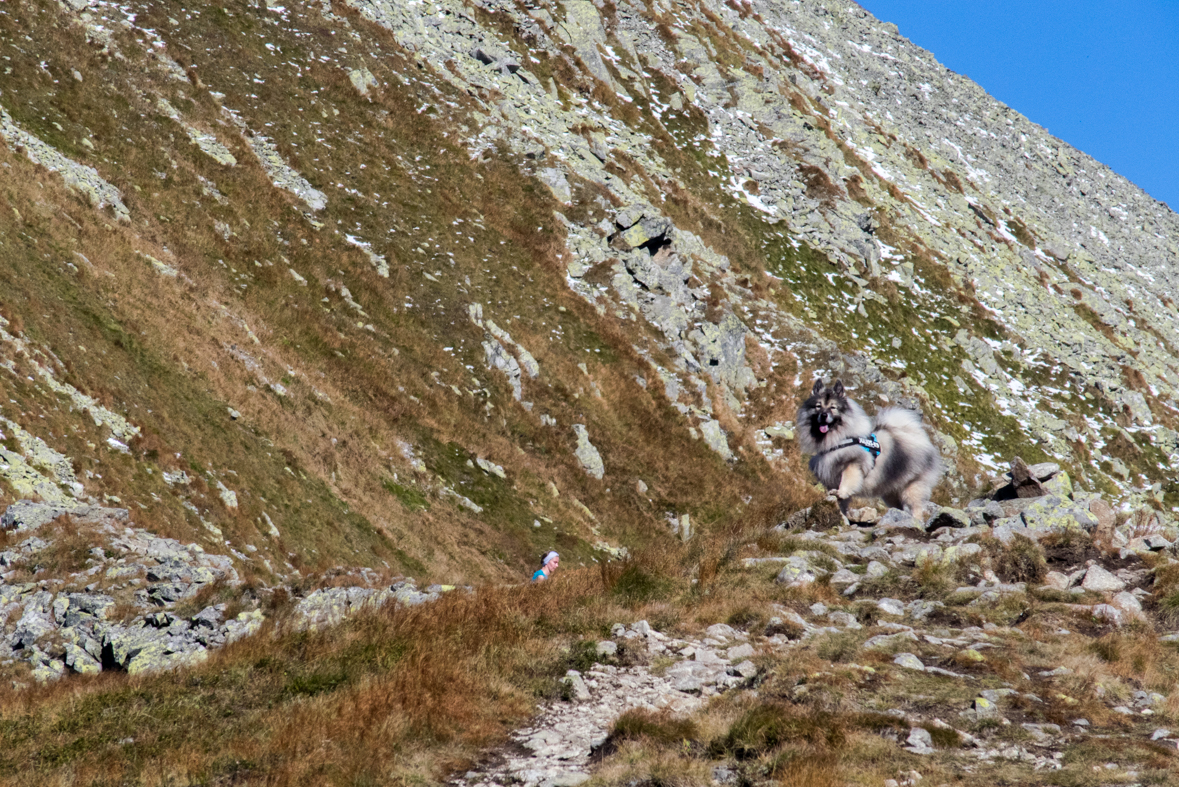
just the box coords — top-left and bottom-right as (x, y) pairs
(796, 379), (941, 521)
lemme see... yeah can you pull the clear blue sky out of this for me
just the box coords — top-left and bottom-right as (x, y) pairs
(855, 1), (1179, 212)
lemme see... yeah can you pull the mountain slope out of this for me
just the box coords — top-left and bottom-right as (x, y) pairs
(2, 0), (1175, 586)
(5, 0), (1179, 784)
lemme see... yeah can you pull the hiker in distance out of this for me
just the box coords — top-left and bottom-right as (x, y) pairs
(532, 551), (560, 581)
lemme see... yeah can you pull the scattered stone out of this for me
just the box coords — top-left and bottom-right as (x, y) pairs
(727, 643), (754, 661)
(1091, 604), (1126, 627)
(572, 425), (605, 480)
(876, 509), (917, 531)
(925, 507), (970, 529)
(863, 630), (919, 650)
(1082, 565), (1126, 593)
(905, 727), (935, 754)
(894, 652), (925, 671)
(1042, 571), (1070, 591)
(1009, 457), (1047, 499)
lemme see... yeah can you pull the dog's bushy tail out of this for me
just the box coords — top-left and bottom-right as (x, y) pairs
(873, 406), (925, 431)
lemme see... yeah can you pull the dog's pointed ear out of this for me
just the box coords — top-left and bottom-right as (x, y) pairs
(832, 380), (845, 398)
(811, 379), (825, 395)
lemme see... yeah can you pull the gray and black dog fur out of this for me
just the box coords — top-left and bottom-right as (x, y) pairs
(796, 379), (941, 521)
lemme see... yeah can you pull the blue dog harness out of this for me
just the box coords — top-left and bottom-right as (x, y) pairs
(817, 433), (880, 460)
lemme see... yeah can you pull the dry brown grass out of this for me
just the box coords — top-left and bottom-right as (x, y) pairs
(0, 561), (650, 785)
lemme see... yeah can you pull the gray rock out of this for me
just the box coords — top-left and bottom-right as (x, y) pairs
(1082, 565), (1126, 592)
(1042, 571), (1070, 591)
(894, 652), (925, 671)
(970, 696), (1001, 718)
(827, 611), (861, 629)
(726, 643), (754, 661)
(223, 610), (264, 644)
(1145, 535), (1174, 551)
(698, 419), (733, 461)
(614, 206), (646, 229)
(863, 630), (919, 650)
(774, 556), (819, 586)
(905, 727), (934, 753)
(572, 425), (605, 480)
(876, 509), (917, 531)
(731, 660), (758, 679)
(829, 568), (860, 587)
(925, 507), (970, 529)
(1111, 591), (1143, 615)
(562, 671), (590, 700)
(12, 592), (55, 650)
(595, 640), (617, 657)
(64, 642), (102, 675)
(31, 657), (66, 683)
(705, 623), (736, 640)
(192, 605), (226, 629)
(148, 582), (191, 605)
(979, 688), (1016, 702)
(1027, 463), (1061, 481)
(538, 168), (572, 204)
(908, 600), (944, 621)
(1091, 604), (1126, 627)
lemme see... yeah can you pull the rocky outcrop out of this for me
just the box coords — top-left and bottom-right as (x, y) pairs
(0, 501), (445, 682)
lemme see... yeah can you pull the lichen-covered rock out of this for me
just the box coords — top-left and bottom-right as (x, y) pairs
(774, 555), (826, 586)
(293, 586), (395, 631)
(349, 66), (378, 96)
(538, 168), (572, 204)
(573, 425), (605, 480)
(698, 419), (733, 461)
(63, 642), (101, 675)
(224, 609), (264, 644)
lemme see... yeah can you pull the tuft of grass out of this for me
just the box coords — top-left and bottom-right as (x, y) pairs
(995, 534), (1047, 584)
(812, 631), (864, 663)
(608, 708), (699, 748)
(921, 723), (962, 748)
(708, 702), (845, 759)
(911, 556), (960, 598)
(1089, 634), (1121, 663)
(608, 562), (674, 606)
(1157, 591), (1179, 628)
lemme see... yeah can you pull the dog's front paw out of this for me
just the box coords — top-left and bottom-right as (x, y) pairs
(835, 489), (852, 500)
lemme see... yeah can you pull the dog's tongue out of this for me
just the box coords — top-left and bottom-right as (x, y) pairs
(819, 425), (829, 433)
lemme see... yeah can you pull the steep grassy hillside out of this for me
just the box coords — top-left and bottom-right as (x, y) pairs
(0, 0), (828, 586)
